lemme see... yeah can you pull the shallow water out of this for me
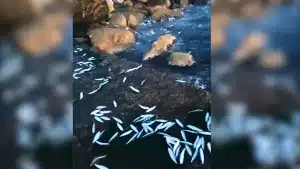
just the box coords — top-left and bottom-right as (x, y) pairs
(73, 4), (211, 90)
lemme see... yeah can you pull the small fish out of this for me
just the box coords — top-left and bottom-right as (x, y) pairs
(164, 122), (175, 131)
(142, 123), (149, 133)
(179, 148), (186, 164)
(117, 123), (124, 131)
(142, 130), (155, 138)
(100, 116), (110, 121)
(99, 110), (111, 114)
(183, 129), (197, 134)
(120, 130), (133, 137)
(95, 164), (109, 169)
(180, 131), (187, 141)
(175, 145), (181, 157)
(95, 117), (104, 123)
(155, 119), (167, 123)
(187, 125), (203, 132)
(185, 145), (192, 156)
(155, 123), (165, 131)
(129, 86), (140, 93)
(146, 125), (154, 132)
(138, 104), (150, 110)
(108, 132), (119, 142)
(188, 109), (202, 113)
(74, 68), (83, 72)
(96, 106), (107, 110)
(173, 141), (180, 153)
(113, 100), (117, 107)
(80, 92), (83, 99)
(141, 79), (146, 85)
(93, 131), (105, 143)
(92, 123), (96, 133)
(168, 148), (177, 164)
(122, 77), (127, 83)
(83, 53), (87, 57)
(207, 142), (211, 153)
(90, 155), (106, 166)
(126, 133), (138, 144)
(94, 78), (105, 81)
(180, 141), (193, 146)
(205, 112), (209, 121)
(200, 137), (205, 149)
(191, 147), (199, 163)
(125, 64), (143, 73)
(175, 119), (184, 128)
(137, 129), (144, 138)
(175, 80), (186, 83)
(130, 125), (139, 133)
(112, 117), (123, 124)
(95, 141), (110, 146)
(193, 136), (200, 148)
(90, 109), (100, 115)
(146, 106), (156, 113)
(199, 148), (204, 164)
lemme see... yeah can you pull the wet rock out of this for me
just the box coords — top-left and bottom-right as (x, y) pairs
(168, 52), (195, 67)
(151, 7), (183, 21)
(143, 34), (176, 60)
(113, 0), (125, 3)
(259, 50), (286, 69)
(124, 11), (145, 27)
(124, 0), (134, 6)
(146, 0), (171, 8)
(110, 13), (128, 27)
(73, 0), (110, 24)
(89, 27), (136, 54)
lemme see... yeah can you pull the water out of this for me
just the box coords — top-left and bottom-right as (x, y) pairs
(73, 4), (211, 90)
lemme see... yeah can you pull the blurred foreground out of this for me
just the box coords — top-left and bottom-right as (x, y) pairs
(212, 0), (300, 169)
(0, 0), (72, 169)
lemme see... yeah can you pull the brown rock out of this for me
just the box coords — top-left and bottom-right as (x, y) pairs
(123, 11), (145, 27)
(151, 7), (183, 21)
(110, 13), (128, 27)
(168, 52), (195, 67)
(89, 27), (135, 54)
(143, 34), (176, 60)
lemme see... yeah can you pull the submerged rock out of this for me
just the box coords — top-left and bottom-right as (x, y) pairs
(151, 7), (183, 21)
(89, 27), (136, 54)
(110, 13), (128, 27)
(143, 34), (176, 60)
(168, 52), (195, 67)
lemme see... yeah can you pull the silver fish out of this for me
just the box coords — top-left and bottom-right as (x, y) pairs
(90, 109), (100, 115)
(142, 130), (155, 138)
(168, 148), (177, 164)
(93, 130), (105, 143)
(122, 77), (127, 83)
(108, 132), (119, 142)
(80, 92), (83, 99)
(185, 145), (192, 156)
(155, 123), (165, 131)
(141, 79), (146, 85)
(164, 122), (175, 131)
(126, 133), (138, 144)
(155, 119), (167, 123)
(100, 116), (110, 121)
(138, 104), (150, 110)
(183, 129), (197, 134)
(96, 106), (107, 110)
(90, 155), (106, 166)
(175, 80), (186, 83)
(95, 164), (108, 169)
(205, 112), (210, 122)
(207, 142), (211, 153)
(92, 123), (96, 134)
(175, 145), (181, 157)
(95, 141), (110, 146)
(117, 123), (124, 131)
(191, 147), (199, 163)
(180, 131), (187, 141)
(113, 100), (117, 107)
(180, 141), (193, 146)
(199, 148), (204, 164)
(112, 117), (123, 124)
(142, 123), (149, 133)
(137, 129), (144, 138)
(130, 124), (139, 133)
(175, 119), (184, 128)
(179, 148), (186, 164)
(99, 110), (111, 114)
(129, 86), (140, 93)
(193, 136), (200, 148)
(120, 130), (133, 137)
(95, 117), (104, 123)
(187, 125), (203, 132)
(188, 109), (202, 113)
(125, 64), (143, 73)
(173, 140), (180, 153)
(146, 106), (156, 113)
(74, 68), (83, 72)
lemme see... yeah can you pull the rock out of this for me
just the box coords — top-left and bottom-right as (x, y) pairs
(151, 7), (183, 21)
(113, 0), (124, 3)
(259, 50), (286, 69)
(123, 11), (145, 27)
(143, 34), (176, 60)
(89, 27), (135, 54)
(124, 0), (133, 6)
(73, 0), (109, 24)
(110, 13), (128, 27)
(168, 52), (195, 67)
(14, 11), (69, 56)
(146, 0), (171, 8)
